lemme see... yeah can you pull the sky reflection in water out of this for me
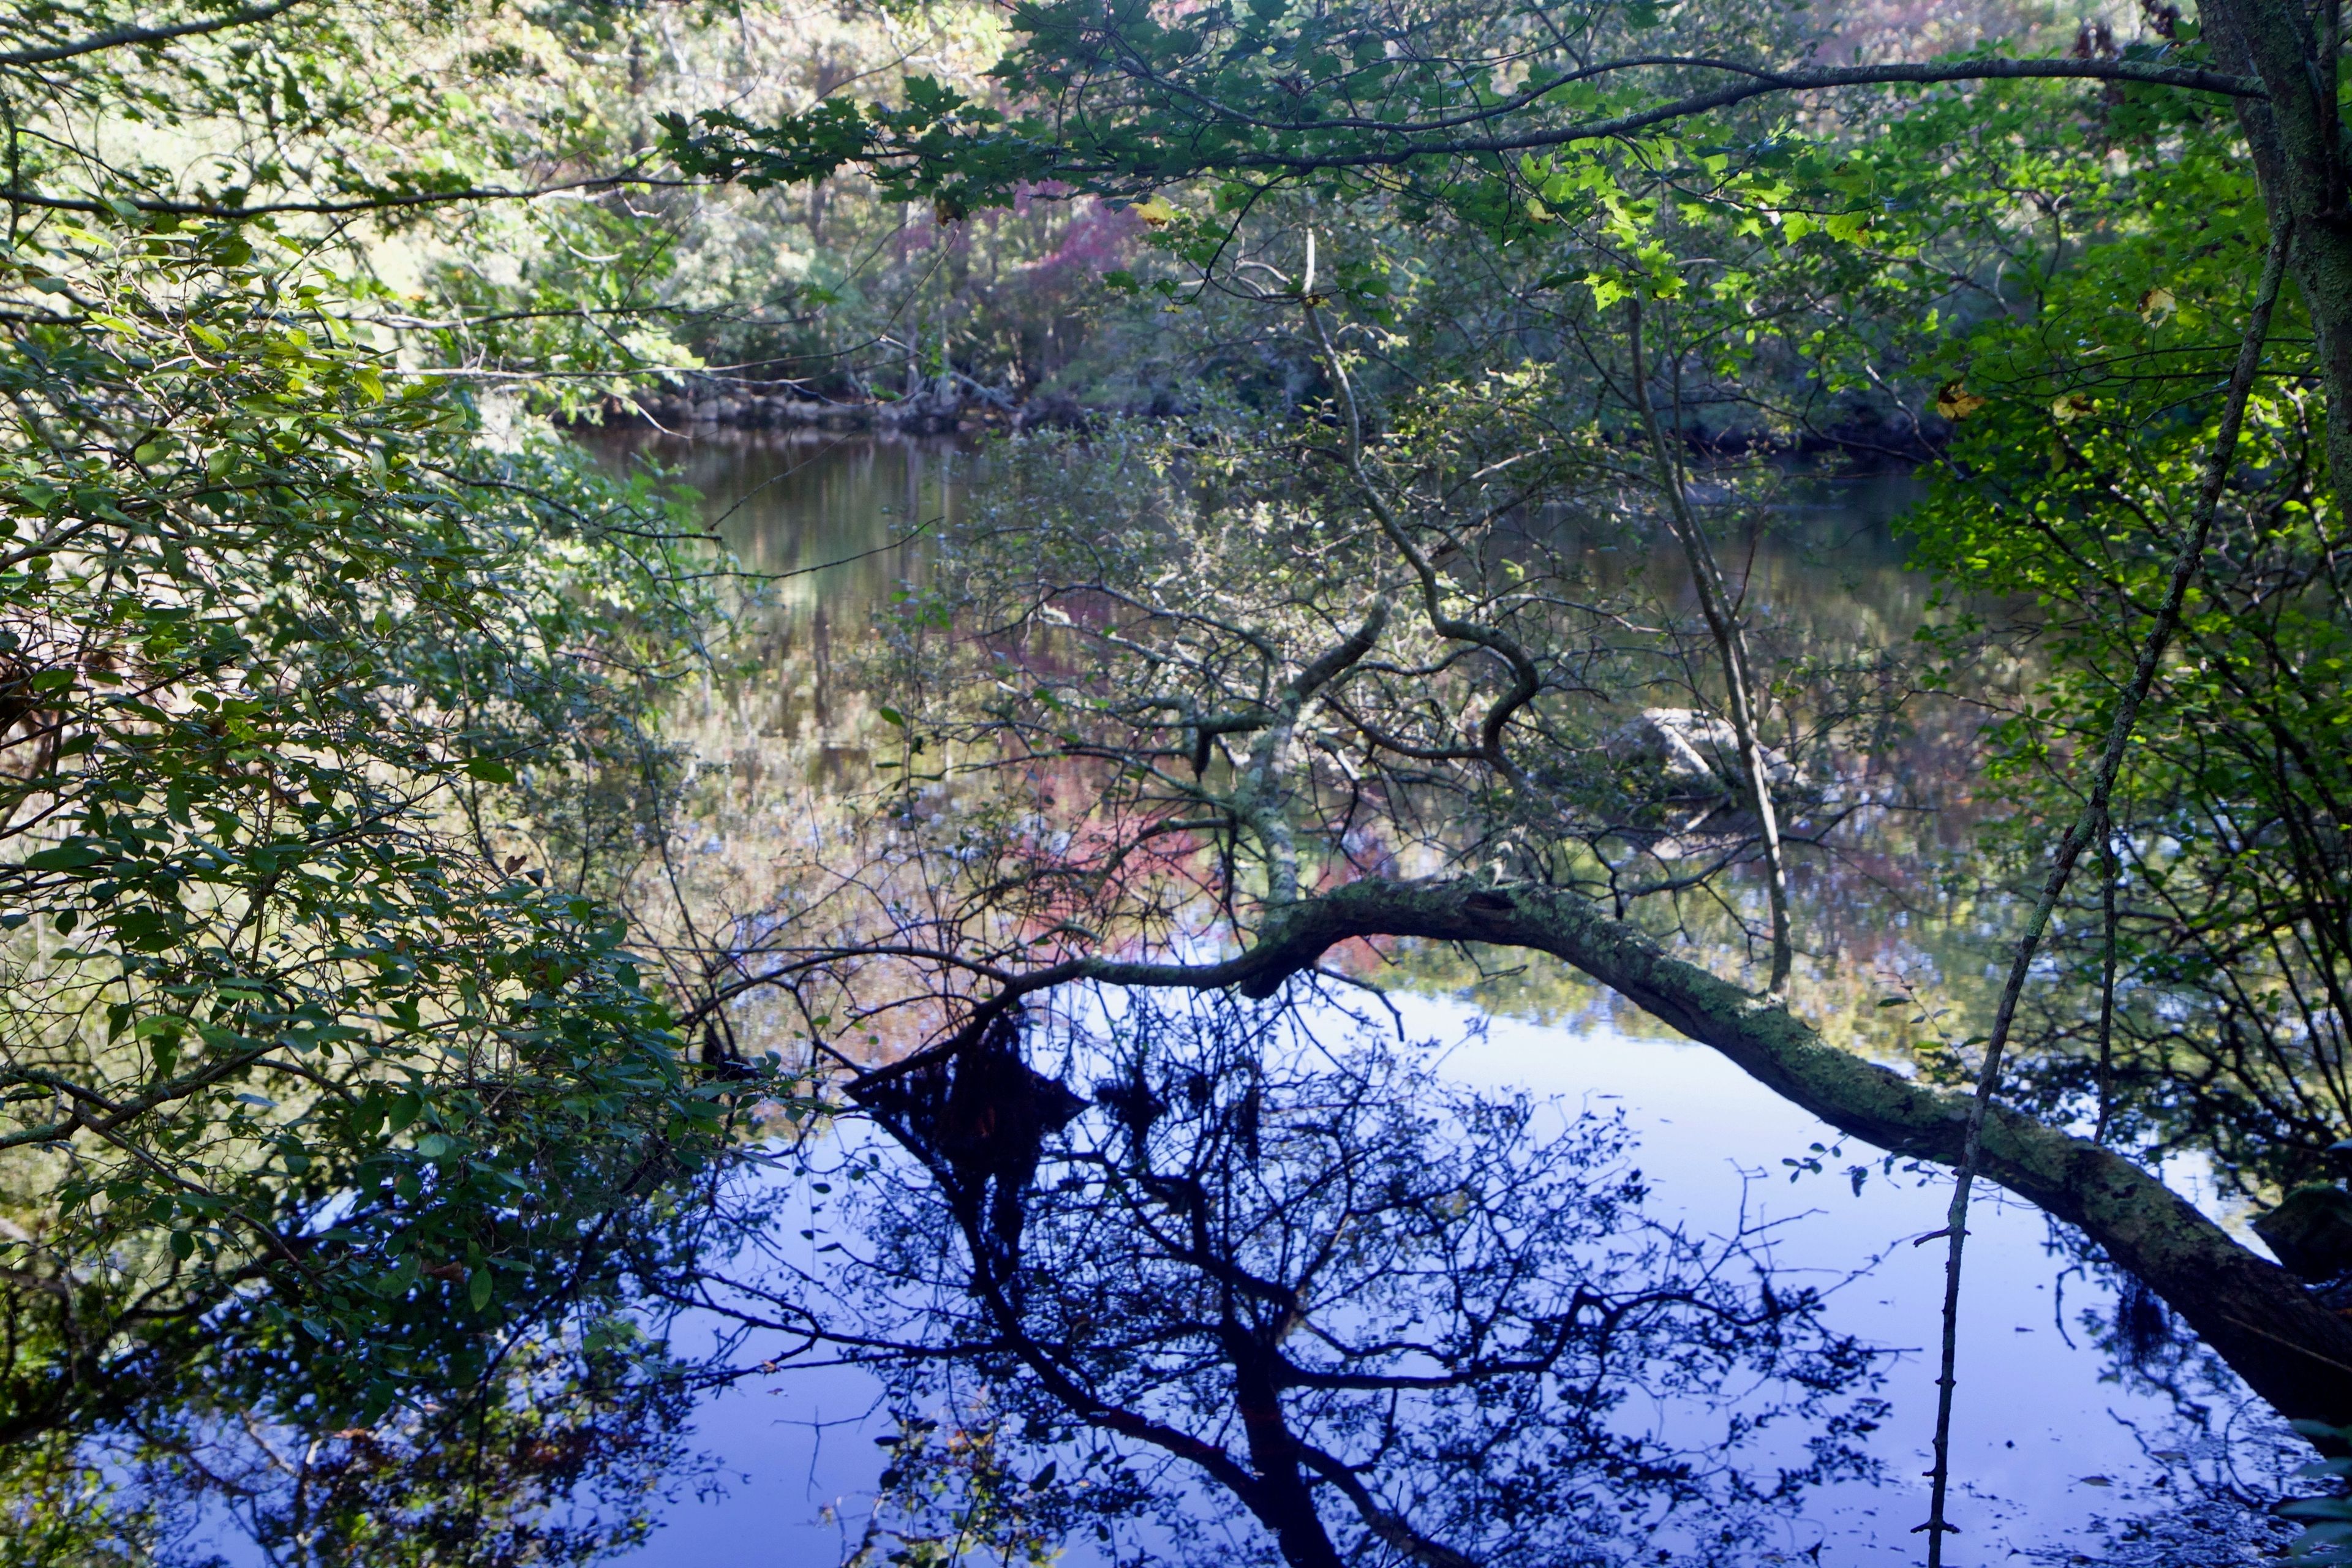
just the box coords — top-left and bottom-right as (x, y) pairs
(585, 431), (2304, 1568)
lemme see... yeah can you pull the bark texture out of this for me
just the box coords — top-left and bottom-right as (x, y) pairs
(2209, 0), (2352, 489)
(1197, 878), (2352, 1425)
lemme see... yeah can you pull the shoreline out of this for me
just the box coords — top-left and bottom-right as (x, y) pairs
(570, 382), (1942, 467)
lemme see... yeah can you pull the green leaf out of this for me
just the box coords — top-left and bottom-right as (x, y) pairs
(24, 840), (107, 870)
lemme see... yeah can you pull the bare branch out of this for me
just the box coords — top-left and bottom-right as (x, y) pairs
(0, 0), (313, 67)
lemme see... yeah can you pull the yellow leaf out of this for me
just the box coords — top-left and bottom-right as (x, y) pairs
(1131, 195), (1178, 228)
(2051, 393), (2095, 423)
(2138, 286), (2176, 324)
(1934, 380), (1987, 420)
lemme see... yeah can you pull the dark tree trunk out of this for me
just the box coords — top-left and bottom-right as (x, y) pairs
(2209, 0), (2352, 487)
(1154, 878), (2352, 1426)
(1229, 1343), (1347, 1568)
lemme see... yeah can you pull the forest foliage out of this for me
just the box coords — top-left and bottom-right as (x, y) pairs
(6, 0), (2352, 1563)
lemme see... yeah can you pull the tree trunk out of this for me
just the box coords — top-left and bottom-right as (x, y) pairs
(2208, 0), (2352, 488)
(1193, 878), (2352, 1425)
(1230, 1348), (1347, 1568)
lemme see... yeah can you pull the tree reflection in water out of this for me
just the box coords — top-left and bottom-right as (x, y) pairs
(797, 993), (1887, 1567)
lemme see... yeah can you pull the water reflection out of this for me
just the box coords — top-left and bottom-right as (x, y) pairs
(582, 427), (964, 597)
(577, 427), (969, 781)
(626, 991), (2304, 1568)
(564, 432), (2307, 1566)
(723, 994), (1888, 1567)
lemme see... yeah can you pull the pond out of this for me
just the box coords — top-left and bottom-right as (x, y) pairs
(579, 428), (2302, 1568)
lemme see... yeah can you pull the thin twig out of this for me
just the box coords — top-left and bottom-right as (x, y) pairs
(0, 0), (312, 67)
(2095, 805), (2119, 1144)
(1626, 295), (1792, 992)
(1920, 219), (2295, 1564)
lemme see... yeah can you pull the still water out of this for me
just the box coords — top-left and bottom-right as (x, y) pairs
(581, 428), (2302, 1567)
